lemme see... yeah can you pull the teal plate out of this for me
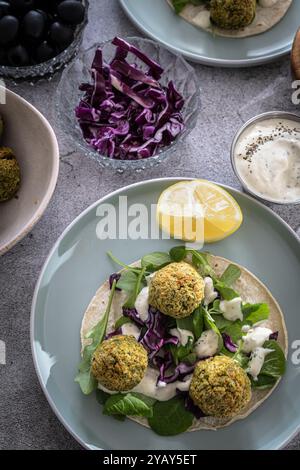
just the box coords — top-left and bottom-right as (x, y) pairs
(119, 0), (299, 67)
(31, 178), (300, 450)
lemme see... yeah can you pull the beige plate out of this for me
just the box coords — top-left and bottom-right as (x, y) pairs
(0, 86), (59, 255)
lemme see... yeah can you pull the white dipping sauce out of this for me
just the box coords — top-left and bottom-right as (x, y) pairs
(234, 118), (300, 203)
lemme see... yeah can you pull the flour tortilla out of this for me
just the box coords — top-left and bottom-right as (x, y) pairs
(167, 0), (292, 38)
(81, 255), (288, 431)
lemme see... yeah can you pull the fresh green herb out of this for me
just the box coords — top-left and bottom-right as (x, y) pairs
(260, 340), (286, 379)
(170, 336), (194, 365)
(171, 0), (204, 14)
(250, 375), (277, 390)
(176, 307), (203, 340)
(141, 251), (171, 271)
(220, 264), (241, 286)
(202, 306), (221, 337)
(214, 281), (239, 300)
(116, 270), (139, 292)
(232, 341), (249, 369)
(192, 307), (204, 339)
(189, 250), (214, 277)
(169, 245), (187, 262)
(103, 393), (156, 418)
(75, 281), (117, 395)
(124, 267), (146, 308)
(114, 316), (133, 330)
(242, 303), (269, 324)
(148, 396), (193, 436)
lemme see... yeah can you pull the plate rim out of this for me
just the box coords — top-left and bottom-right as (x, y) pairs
(118, 0), (292, 67)
(30, 177), (300, 450)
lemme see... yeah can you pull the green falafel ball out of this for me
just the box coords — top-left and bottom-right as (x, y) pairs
(148, 262), (204, 319)
(91, 335), (148, 391)
(0, 147), (21, 202)
(189, 355), (251, 418)
(210, 0), (256, 30)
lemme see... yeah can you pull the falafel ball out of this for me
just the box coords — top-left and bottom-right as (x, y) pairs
(91, 335), (148, 391)
(189, 355), (251, 418)
(148, 262), (204, 319)
(0, 147), (21, 202)
(210, 0), (256, 30)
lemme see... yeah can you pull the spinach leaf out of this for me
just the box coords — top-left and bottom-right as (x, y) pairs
(171, 0), (190, 14)
(260, 340), (286, 379)
(192, 307), (204, 340)
(96, 389), (110, 405)
(148, 396), (194, 436)
(124, 267), (146, 309)
(202, 306), (221, 337)
(169, 245), (187, 262)
(212, 315), (243, 344)
(114, 316), (133, 330)
(214, 281), (240, 301)
(141, 251), (171, 270)
(250, 375), (277, 390)
(243, 303), (269, 324)
(75, 281), (117, 395)
(116, 270), (138, 292)
(170, 337), (194, 365)
(103, 393), (155, 418)
(176, 316), (194, 332)
(220, 264), (241, 286)
(176, 307), (203, 340)
(189, 250), (214, 277)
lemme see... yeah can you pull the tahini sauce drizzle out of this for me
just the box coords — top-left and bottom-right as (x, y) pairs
(234, 118), (300, 203)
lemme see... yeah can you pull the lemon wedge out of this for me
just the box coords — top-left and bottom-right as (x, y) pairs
(157, 180), (243, 243)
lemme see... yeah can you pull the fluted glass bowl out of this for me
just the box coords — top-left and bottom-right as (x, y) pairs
(56, 37), (200, 171)
(0, 0), (89, 80)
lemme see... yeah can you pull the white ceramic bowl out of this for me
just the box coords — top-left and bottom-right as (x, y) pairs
(0, 87), (59, 255)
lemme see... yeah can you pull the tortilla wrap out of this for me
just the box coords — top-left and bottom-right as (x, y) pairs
(167, 0), (292, 38)
(81, 255), (288, 431)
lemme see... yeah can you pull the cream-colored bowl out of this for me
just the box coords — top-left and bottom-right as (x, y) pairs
(0, 87), (59, 255)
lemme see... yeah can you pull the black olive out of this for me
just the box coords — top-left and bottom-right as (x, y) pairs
(22, 10), (46, 39)
(7, 44), (30, 66)
(58, 1), (85, 25)
(0, 15), (19, 45)
(49, 21), (74, 47)
(35, 41), (55, 62)
(0, 1), (10, 18)
(10, 0), (35, 14)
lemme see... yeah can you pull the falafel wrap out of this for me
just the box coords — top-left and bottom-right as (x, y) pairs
(167, 0), (293, 39)
(76, 247), (287, 435)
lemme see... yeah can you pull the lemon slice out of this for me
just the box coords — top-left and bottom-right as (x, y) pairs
(157, 180), (243, 243)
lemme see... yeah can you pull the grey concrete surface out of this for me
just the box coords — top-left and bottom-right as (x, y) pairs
(0, 0), (299, 450)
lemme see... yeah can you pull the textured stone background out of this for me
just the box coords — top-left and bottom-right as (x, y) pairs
(0, 0), (299, 450)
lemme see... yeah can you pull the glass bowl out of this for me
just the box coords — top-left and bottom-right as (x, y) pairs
(56, 36), (200, 172)
(0, 0), (89, 80)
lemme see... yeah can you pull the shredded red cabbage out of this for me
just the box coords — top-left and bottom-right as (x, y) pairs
(109, 273), (121, 290)
(269, 331), (278, 341)
(75, 37), (185, 160)
(139, 306), (179, 359)
(222, 333), (238, 353)
(122, 307), (145, 327)
(181, 392), (206, 419)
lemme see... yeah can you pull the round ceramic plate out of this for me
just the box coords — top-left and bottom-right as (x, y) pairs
(31, 178), (300, 450)
(119, 0), (299, 67)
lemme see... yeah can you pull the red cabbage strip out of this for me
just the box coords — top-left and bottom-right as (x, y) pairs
(112, 37), (164, 79)
(110, 59), (160, 89)
(110, 73), (154, 109)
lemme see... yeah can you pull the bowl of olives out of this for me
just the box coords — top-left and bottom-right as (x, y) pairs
(0, 0), (88, 79)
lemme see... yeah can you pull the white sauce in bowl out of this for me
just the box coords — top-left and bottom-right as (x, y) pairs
(233, 117), (300, 203)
